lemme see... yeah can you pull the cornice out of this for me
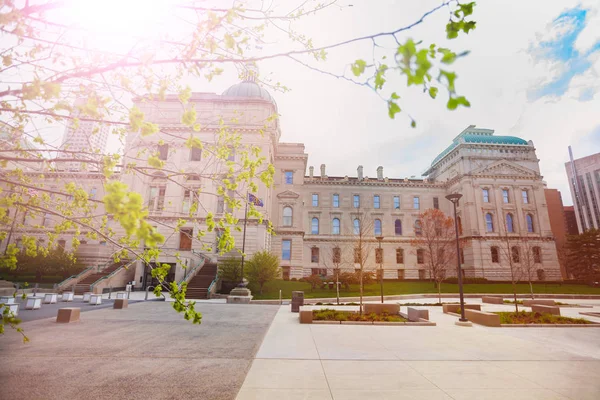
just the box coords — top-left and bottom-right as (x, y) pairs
(302, 179), (445, 189)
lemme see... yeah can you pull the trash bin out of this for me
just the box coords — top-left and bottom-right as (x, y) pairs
(291, 291), (304, 313)
(328, 282), (334, 289)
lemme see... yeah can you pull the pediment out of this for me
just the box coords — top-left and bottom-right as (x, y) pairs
(277, 190), (300, 199)
(473, 161), (536, 177)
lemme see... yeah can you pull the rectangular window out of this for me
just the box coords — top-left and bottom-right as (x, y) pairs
(333, 247), (341, 264)
(374, 195), (380, 209)
(227, 146), (235, 161)
(311, 247), (319, 263)
(190, 147), (202, 161)
(393, 196), (400, 209)
(418, 270), (426, 280)
(179, 228), (193, 250)
(417, 249), (424, 264)
(375, 248), (383, 264)
(353, 195), (360, 208)
(333, 194), (339, 208)
(216, 196), (224, 214)
(312, 193), (319, 207)
(483, 189), (490, 203)
(433, 197), (439, 209)
(396, 248), (404, 264)
(158, 144), (168, 160)
(282, 240), (291, 260)
(413, 196), (420, 210)
(183, 190), (191, 213)
(522, 190), (529, 204)
(397, 269), (405, 280)
(89, 187), (97, 199)
(354, 247), (361, 263)
(149, 186), (166, 211)
(284, 171), (293, 184)
(57, 239), (66, 250)
(502, 189), (509, 203)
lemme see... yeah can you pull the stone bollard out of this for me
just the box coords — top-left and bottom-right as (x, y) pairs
(114, 299), (128, 309)
(57, 307), (80, 323)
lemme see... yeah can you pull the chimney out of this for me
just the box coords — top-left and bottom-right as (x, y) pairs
(357, 165), (364, 180)
(309, 166), (314, 179)
(377, 166), (383, 180)
(320, 164), (326, 178)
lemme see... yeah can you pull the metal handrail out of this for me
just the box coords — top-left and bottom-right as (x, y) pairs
(207, 277), (218, 295)
(56, 265), (95, 289)
(178, 254), (207, 286)
(90, 259), (136, 291)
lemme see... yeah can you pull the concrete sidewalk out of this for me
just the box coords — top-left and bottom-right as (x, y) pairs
(236, 301), (600, 400)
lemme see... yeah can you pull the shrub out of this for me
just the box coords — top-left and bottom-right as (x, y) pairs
(444, 277), (489, 284)
(304, 274), (323, 291)
(244, 251), (280, 294)
(218, 257), (242, 283)
(291, 277), (297, 282)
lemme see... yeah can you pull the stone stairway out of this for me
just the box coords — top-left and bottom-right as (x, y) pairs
(71, 262), (125, 294)
(185, 263), (218, 299)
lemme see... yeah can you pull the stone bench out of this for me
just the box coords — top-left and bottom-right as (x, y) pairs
(465, 309), (501, 327)
(43, 293), (58, 304)
(0, 296), (16, 304)
(82, 292), (92, 302)
(299, 310), (313, 324)
(0, 302), (19, 316)
(364, 303), (400, 315)
(532, 304), (560, 316)
(407, 307), (429, 322)
(442, 304), (481, 314)
(114, 299), (128, 309)
(523, 299), (555, 307)
(56, 307), (80, 323)
(482, 296), (503, 304)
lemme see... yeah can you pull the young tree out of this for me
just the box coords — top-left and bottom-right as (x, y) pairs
(244, 250), (280, 294)
(322, 244), (351, 304)
(0, 1), (477, 337)
(517, 239), (540, 300)
(348, 208), (376, 314)
(410, 209), (458, 303)
(565, 229), (600, 282)
(498, 218), (523, 312)
(218, 257), (242, 285)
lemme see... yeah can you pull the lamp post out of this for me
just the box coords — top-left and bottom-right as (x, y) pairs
(376, 235), (384, 303)
(445, 193), (467, 322)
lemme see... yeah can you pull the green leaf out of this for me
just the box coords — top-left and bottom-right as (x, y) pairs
(446, 96), (470, 110)
(351, 59), (367, 77)
(428, 87), (438, 99)
(387, 101), (401, 119)
(390, 92), (400, 100)
(411, 120), (417, 128)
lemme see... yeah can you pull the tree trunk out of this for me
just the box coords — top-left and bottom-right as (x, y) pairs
(259, 282), (263, 295)
(437, 281), (442, 304)
(512, 281), (518, 313)
(529, 280), (534, 300)
(336, 270), (340, 305)
(359, 270), (363, 315)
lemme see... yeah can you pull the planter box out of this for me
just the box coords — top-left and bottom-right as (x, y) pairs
(82, 292), (92, 302)
(482, 296), (503, 304)
(62, 292), (74, 302)
(299, 310), (313, 324)
(364, 303), (400, 315)
(523, 299), (555, 307)
(341, 321), (373, 325)
(116, 292), (128, 299)
(89, 294), (102, 305)
(0, 296), (15, 304)
(43, 293), (58, 304)
(532, 304), (560, 316)
(0, 303), (19, 316)
(25, 297), (42, 310)
(465, 309), (501, 327)
(313, 320), (341, 325)
(443, 304), (480, 314)
(373, 321), (406, 325)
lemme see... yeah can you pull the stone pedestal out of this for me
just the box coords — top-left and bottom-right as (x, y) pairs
(227, 287), (253, 304)
(43, 293), (58, 304)
(57, 307), (80, 323)
(114, 299), (128, 309)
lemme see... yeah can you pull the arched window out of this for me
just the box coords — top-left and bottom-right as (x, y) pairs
(457, 216), (463, 235)
(374, 219), (382, 235)
(394, 219), (402, 236)
(353, 218), (360, 235)
(506, 213), (514, 233)
(414, 220), (422, 236)
(332, 218), (340, 235)
(491, 246), (499, 263)
(282, 206), (293, 226)
(311, 217), (319, 234)
(485, 213), (494, 232)
(511, 246), (520, 263)
(526, 214), (534, 232)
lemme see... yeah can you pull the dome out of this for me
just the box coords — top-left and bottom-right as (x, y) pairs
(221, 80), (277, 106)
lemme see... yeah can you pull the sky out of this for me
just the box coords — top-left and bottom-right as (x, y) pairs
(201, 0), (600, 206)
(9, 0), (599, 206)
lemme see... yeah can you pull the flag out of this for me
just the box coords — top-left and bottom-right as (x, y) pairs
(248, 193), (264, 207)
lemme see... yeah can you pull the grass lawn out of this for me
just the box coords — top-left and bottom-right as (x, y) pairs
(313, 309), (407, 322)
(496, 311), (592, 324)
(249, 280), (600, 300)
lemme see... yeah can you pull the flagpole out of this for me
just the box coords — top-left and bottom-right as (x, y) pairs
(239, 190), (249, 287)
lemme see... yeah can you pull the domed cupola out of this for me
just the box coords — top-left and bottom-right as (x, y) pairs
(221, 68), (277, 107)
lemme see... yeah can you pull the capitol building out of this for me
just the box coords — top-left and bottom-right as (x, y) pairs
(1, 77), (562, 291)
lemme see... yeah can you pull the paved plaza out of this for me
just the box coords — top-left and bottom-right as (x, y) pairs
(1, 297), (599, 399)
(236, 299), (600, 400)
